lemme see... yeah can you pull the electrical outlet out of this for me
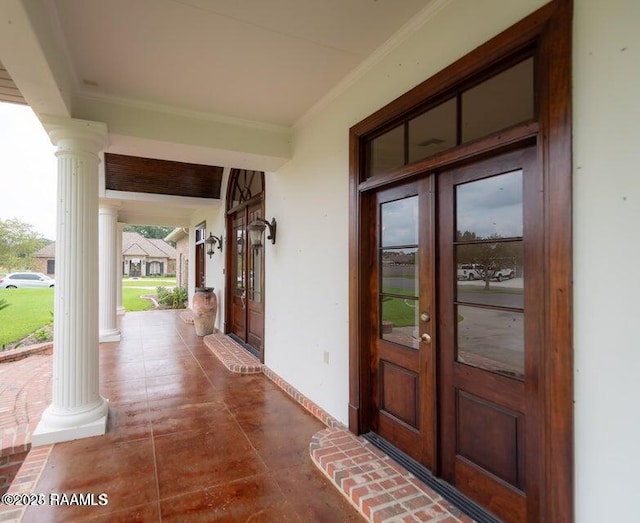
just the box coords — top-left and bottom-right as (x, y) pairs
(323, 351), (330, 364)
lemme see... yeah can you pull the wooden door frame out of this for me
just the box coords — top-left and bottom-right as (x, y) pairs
(223, 170), (266, 362)
(348, 1), (573, 521)
(194, 222), (206, 288)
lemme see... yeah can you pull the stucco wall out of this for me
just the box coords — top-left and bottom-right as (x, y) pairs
(265, 0), (546, 429)
(175, 236), (189, 288)
(573, 0), (640, 520)
(264, 1), (638, 519)
(192, 1), (639, 518)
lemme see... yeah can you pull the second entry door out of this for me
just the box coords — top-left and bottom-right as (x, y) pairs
(229, 203), (265, 360)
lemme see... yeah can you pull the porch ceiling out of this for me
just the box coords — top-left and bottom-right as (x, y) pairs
(1, 0), (436, 228)
(50, 0), (433, 127)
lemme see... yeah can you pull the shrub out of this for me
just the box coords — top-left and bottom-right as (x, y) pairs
(156, 286), (187, 309)
(33, 328), (50, 342)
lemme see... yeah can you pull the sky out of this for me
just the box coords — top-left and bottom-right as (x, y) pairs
(0, 102), (57, 240)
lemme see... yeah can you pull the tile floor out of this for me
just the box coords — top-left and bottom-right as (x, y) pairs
(21, 311), (362, 522)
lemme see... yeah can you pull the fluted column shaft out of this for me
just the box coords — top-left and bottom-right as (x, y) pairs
(99, 205), (120, 341)
(116, 223), (125, 315)
(32, 116), (109, 446)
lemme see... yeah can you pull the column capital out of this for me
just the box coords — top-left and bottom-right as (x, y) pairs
(99, 201), (120, 217)
(40, 115), (109, 155)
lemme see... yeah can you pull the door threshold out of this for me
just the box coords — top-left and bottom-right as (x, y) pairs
(228, 333), (260, 359)
(362, 432), (501, 523)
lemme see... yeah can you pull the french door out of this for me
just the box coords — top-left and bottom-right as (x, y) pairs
(370, 147), (541, 521)
(229, 202), (265, 360)
(371, 177), (437, 470)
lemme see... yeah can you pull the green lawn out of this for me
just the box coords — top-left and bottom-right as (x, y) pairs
(122, 287), (154, 312)
(0, 288), (54, 347)
(0, 277), (177, 346)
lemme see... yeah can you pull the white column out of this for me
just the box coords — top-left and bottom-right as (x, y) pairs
(99, 204), (121, 341)
(32, 116), (109, 446)
(116, 223), (125, 315)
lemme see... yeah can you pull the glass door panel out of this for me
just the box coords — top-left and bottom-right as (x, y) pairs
(379, 196), (419, 349)
(454, 170), (524, 378)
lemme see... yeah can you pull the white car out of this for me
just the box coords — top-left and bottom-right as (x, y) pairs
(0, 272), (55, 288)
(491, 268), (515, 281)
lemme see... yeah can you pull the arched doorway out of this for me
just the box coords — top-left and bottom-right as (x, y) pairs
(225, 169), (266, 361)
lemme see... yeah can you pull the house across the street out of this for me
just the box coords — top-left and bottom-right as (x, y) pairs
(34, 232), (177, 277)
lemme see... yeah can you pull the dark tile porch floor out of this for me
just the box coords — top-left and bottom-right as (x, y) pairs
(22, 310), (362, 522)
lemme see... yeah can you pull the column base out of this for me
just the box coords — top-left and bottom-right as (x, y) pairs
(32, 398), (109, 446)
(99, 328), (121, 343)
(116, 306), (126, 316)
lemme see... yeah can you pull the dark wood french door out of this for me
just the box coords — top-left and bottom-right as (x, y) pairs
(370, 147), (541, 521)
(372, 177), (437, 470)
(229, 202), (265, 360)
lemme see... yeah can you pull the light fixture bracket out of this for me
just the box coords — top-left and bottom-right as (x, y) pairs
(205, 233), (223, 258)
(247, 217), (277, 247)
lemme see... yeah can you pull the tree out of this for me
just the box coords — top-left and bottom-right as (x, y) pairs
(457, 230), (521, 290)
(123, 225), (175, 240)
(0, 218), (49, 272)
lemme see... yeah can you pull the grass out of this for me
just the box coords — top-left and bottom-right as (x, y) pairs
(0, 288), (54, 347)
(0, 277), (178, 346)
(381, 296), (417, 327)
(122, 277), (176, 288)
(122, 287), (154, 312)
(121, 277), (177, 312)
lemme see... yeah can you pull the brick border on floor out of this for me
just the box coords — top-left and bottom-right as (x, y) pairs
(204, 334), (474, 522)
(0, 444), (52, 522)
(311, 428), (474, 523)
(0, 343), (52, 364)
(203, 334), (343, 427)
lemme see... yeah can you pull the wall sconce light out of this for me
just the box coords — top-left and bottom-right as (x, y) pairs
(247, 218), (277, 248)
(205, 233), (223, 258)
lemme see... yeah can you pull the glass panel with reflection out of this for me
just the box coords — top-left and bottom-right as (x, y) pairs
(381, 196), (418, 247)
(369, 125), (405, 178)
(408, 98), (457, 163)
(456, 170), (523, 240)
(456, 305), (524, 379)
(461, 58), (534, 143)
(381, 296), (419, 349)
(456, 242), (523, 308)
(381, 248), (418, 297)
(249, 242), (262, 303)
(234, 226), (245, 293)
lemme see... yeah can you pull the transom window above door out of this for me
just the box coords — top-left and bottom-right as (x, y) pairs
(367, 56), (535, 179)
(227, 169), (265, 211)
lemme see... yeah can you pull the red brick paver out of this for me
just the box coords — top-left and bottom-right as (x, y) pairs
(311, 428), (475, 523)
(0, 353), (52, 456)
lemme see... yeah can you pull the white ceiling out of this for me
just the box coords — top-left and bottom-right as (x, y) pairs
(1, 0), (437, 227)
(50, 0), (434, 126)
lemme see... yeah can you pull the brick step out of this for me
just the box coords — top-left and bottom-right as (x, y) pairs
(310, 428), (474, 522)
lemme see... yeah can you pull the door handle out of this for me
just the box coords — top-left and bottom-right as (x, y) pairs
(421, 333), (432, 343)
(241, 291), (246, 309)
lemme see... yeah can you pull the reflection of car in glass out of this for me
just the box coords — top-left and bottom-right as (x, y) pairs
(457, 264), (483, 280)
(491, 268), (515, 281)
(0, 272), (55, 288)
